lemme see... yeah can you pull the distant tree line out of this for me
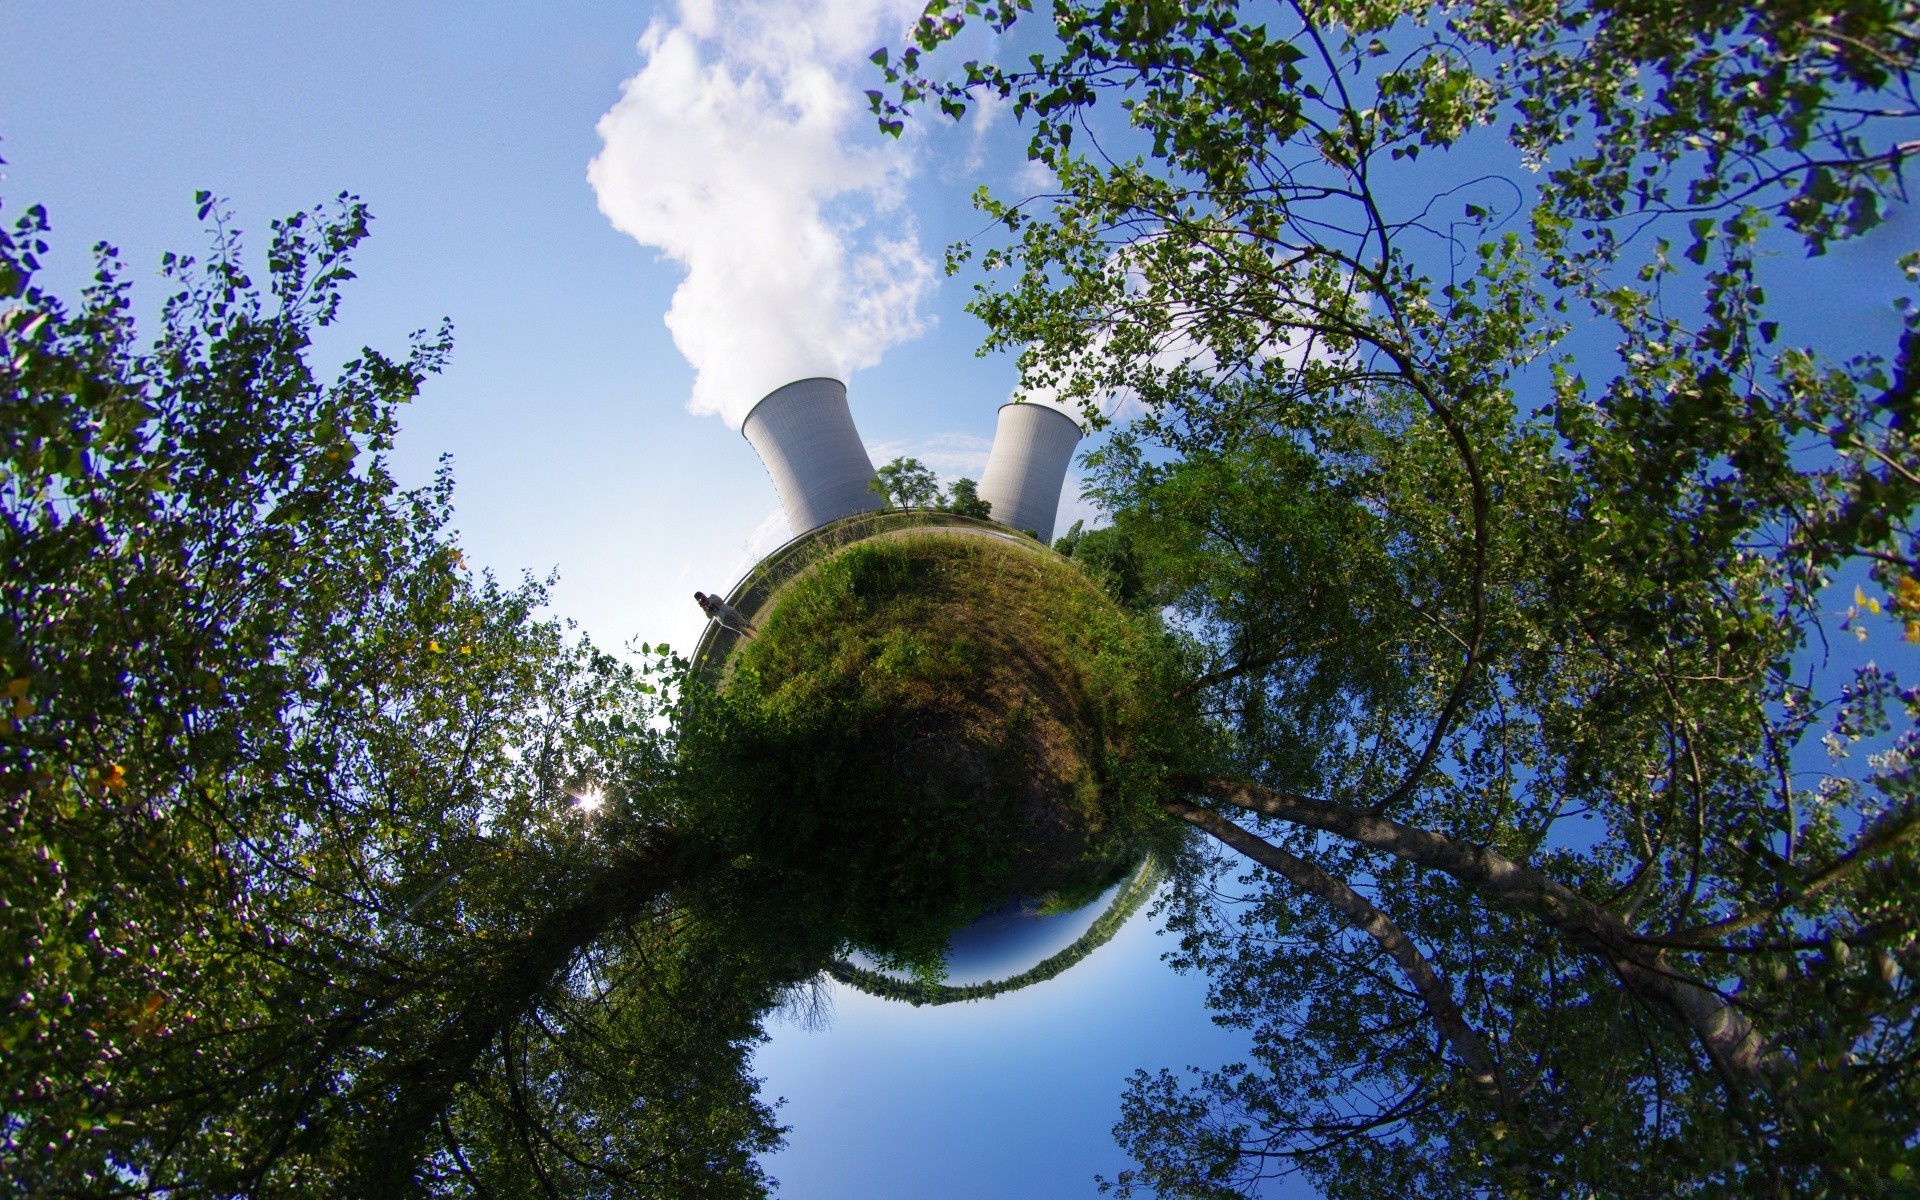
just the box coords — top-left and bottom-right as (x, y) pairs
(827, 854), (1166, 1006)
(869, 454), (992, 518)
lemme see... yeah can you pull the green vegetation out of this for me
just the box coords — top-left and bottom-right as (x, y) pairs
(687, 530), (1191, 981)
(1052, 519), (1149, 611)
(0, 195), (1191, 1198)
(881, 1), (1920, 1194)
(1036, 848), (1136, 915)
(868, 453), (994, 518)
(943, 475), (992, 519)
(827, 852), (1167, 1005)
(0, 197), (783, 1198)
(870, 454), (943, 508)
(19, 1), (1920, 1195)
(689, 508), (1009, 675)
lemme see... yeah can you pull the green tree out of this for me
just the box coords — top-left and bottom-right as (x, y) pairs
(0, 195), (784, 1198)
(872, 456), (995, 518)
(1052, 517), (1085, 555)
(0, 193), (1193, 1198)
(942, 474), (993, 518)
(879, 1), (1920, 1193)
(871, 454), (943, 508)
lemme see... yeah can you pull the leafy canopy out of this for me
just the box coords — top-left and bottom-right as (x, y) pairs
(0, 194), (1189, 1198)
(0, 194), (784, 1198)
(877, 1), (1920, 1194)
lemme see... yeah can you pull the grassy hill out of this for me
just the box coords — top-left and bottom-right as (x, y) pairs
(687, 530), (1194, 981)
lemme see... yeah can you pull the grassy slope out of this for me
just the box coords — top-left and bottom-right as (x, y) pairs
(714, 531), (1186, 974)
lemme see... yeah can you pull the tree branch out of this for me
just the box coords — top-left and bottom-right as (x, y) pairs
(1172, 655), (1271, 699)
(1180, 775), (1770, 1086)
(353, 833), (693, 1198)
(1161, 795), (1508, 1106)
(1667, 801), (1920, 944)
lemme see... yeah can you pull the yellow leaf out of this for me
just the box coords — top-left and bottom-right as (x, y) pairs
(1897, 576), (1920, 609)
(12, 696), (32, 718)
(3, 677), (29, 699)
(428, 640), (443, 653)
(1907, 619), (1920, 644)
(458, 645), (472, 655)
(98, 764), (126, 790)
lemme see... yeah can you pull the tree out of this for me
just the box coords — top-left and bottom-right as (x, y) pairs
(1053, 517), (1085, 555)
(871, 454), (943, 508)
(878, 1), (1920, 1192)
(0, 195), (785, 1198)
(871, 455), (996, 518)
(943, 474), (993, 518)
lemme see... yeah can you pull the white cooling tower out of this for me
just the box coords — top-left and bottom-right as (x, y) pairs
(740, 377), (880, 536)
(977, 402), (1083, 542)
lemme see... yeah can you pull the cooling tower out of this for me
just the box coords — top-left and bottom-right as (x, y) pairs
(740, 377), (880, 535)
(977, 402), (1083, 543)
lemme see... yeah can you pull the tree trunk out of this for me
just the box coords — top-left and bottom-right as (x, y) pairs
(1179, 776), (1768, 1084)
(355, 833), (693, 1199)
(1163, 796), (1509, 1105)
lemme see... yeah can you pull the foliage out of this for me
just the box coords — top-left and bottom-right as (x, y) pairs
(878, 1), (1920, 1194)
(1052, 518), (1084, 556)
(1055, 518), (1152, 611)
(944, 473), (994, 518)
(871, 454), (944, 509)
(0, 197), (781, 1198)
(870, 454), (995, 519)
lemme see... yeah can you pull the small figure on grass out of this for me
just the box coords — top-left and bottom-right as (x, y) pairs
(694, 590), (756, 639)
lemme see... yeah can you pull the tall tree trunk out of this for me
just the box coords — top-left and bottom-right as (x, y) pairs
(355, 834), (694, 1199)
(1179, 776), (1768, 1085)
(1163, 796), (1509, 1106)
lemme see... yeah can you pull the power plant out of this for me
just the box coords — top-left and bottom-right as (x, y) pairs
(740, 378), (882, 535)
(740, 378), (1082, 542)
(975, 401), (1082, 544)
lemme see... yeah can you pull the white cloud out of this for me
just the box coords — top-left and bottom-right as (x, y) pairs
(589, 0), (936, 427)
(1012, 156), (1056, 196)
(961, 89), (1007, 174)
(865, 431), (992, 483)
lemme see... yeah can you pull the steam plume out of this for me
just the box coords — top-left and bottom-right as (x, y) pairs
(589, 0), (934, 426)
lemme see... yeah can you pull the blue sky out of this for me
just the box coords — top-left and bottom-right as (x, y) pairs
(0, 0), (1101, 660)
(0, 2), (1265, 1196)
